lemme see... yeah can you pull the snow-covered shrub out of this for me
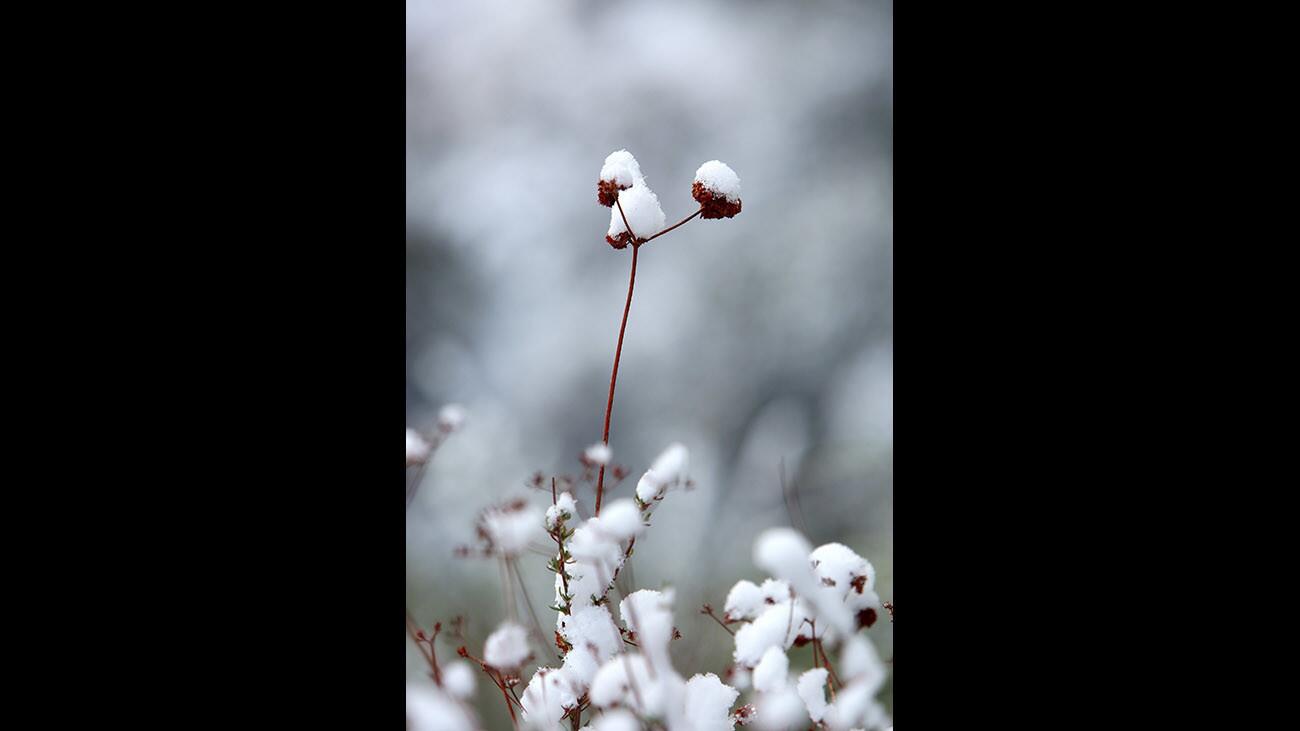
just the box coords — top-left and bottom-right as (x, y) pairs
(407, 153), (888, 730)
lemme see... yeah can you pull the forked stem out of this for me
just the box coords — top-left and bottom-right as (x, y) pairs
(642, 208), (702, 244)
(595, 202), (702, 515)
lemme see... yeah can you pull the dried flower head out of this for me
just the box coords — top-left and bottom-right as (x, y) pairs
(475, 499), (544, 556)
(598, 149), (643, 207)
(406, 428), (431, 467)
(437, 403), (466, 431)
(692, 160), (743, 219)
(583, 442), (612, 466)
(606, 182), (665, 249)
(483, 621), (532, 671)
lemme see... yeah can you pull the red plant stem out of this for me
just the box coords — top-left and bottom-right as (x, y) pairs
(816, 636), (842, 693)
(428, 633), (442, 686)
(707, 610), (735, 636)
(496, 669), (519, 728)
(616, 197), (636, 244)
(594, 241), (638, 515)
(642, 208), (702, 244)
(593, 199), (702, 515)
(406, 610), (443, 685)
(460, 647), (524, 723)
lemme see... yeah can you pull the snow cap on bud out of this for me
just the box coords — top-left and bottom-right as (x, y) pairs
(724, 579), (763, 622)
(483, 621), (531, 671)
(635, 442), (690, 502)
(408, 684), (475, 731)
(692, 160), (742, 219)
(584, 442), (612, 466)
(545, 491), (578, 530)
(437, 403), (466, 431)
(606, 182), (666, 249)
(406, 428), (431, 467)
(796, 668), (831, 723)
(599, 498), (644, 541)
(441, 660), (477, 700)
(520, 667), (578, 727)
(598, 149), (644, 207)
(478, 500), (544, 556)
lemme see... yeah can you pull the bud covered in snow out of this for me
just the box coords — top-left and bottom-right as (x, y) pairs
(598, 150), (643, 207)
(437, 403), (467, 431)
(692, 160), (743, 219)
(406, 428), (431, 467)
(606, 182), (666, 249)
(484, 621), (531, 671)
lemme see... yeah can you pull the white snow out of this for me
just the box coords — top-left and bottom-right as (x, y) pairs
(751, 646), (789, 694)
(729, 663), (752, 691)
(546, 491), (578, 530)
(619, 588), (676, 669)
(759, 579), (791, 606)
(821, 680), (890, 731)
(482, 503), (544, 556)
(683, 673), (740, 731)
(441, 660), (476, 700)
(635, 470), (663, 503)
(520, 667), (578, 729)
(407, 683), (474, 731)
(589, 653), (659, 715)
(437, 403), (467, 430)
(601, 149), (644, 187)
(694, 160), (741, 201)
(591, 709), (641, 731)
(732, 599), (808, 667)
(564, 515), (628, 609)
(600, 159), (636, 189)
(651, 442), (689, 484)
(636, 442), (690, 502)
(599, 499), (644, 541)
(406, 428), (431, 465)
(724, 580), (764, 622)
(559, 642), (604, 696)
(585, 442), (612, 466)
(753, 528), (814, 587)
(811, 542), (875, 594)
(754, 528), (853, 635)
(796, 668), (830, 723)
(839, 635), (886, 695)
(483, 621), (530, 670)
(606, 182), (665, 242)
(846, 585), (882, 616)
(557, 604), (623, 679)
(753, 684), (806, 731)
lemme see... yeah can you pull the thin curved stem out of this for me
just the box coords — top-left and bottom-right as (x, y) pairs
(616, 197), (636, 243)
(595, 242), (638, 515)
(642, 208), (702, 244)
(594, 200), (701, 515)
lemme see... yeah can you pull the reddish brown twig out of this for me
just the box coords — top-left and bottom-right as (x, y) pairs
(406, 610), (441, 684)
(594, 239), (638, 515)
(700, 604), (736, 636)
(814, 634), (841, 697)
(594, 199), (704, 516)
(458, 646), (522, 726)
(642, 208), (702, 244)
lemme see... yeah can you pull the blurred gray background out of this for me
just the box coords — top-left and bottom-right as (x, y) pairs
(406, 0), (891, 725)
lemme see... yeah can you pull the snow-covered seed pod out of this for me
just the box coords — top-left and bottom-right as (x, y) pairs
(692, 160), (743, 219)
(598, 149), (643, 207)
